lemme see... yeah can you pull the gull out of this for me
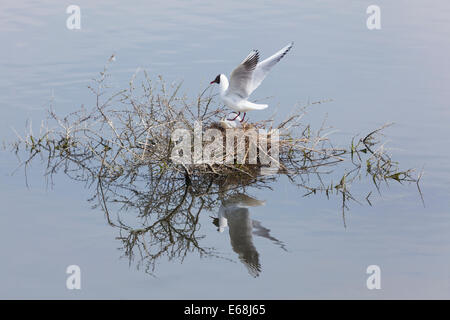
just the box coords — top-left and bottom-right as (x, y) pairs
(212, 193), (287, 277)
(215, 193), (266, 277)
(210, 42), (294, 122)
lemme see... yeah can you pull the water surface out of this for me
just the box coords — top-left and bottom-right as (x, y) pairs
(1, 0), (450, 299)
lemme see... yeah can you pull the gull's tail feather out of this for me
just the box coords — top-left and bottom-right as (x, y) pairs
(251, 103), (268, 110)
(242, 100), (268, 111)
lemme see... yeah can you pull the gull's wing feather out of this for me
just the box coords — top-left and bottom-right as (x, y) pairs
(249, 42), (293, 94)
(228, 50), (259, 99)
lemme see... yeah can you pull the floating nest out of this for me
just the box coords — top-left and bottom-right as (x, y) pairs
(9, 61), (421, 200)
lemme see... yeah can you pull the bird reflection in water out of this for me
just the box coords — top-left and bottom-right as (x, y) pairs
(212, 193), (287, 277)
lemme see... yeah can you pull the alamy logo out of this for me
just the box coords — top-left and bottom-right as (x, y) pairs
(366, 5), (381, 30)
(66, 265), (81, 290)
(66, 5), (81, 30)
(366, 265), (381, 290)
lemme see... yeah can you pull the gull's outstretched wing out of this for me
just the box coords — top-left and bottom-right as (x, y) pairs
(249, 42), (293, 94)
(228, 50), (260, 99)
(252, 220), (288, 252)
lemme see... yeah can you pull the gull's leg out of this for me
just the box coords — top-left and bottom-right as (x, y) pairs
(226, 111), (237, 121)
(227, 112), (240, 121)
(232, 112), (241, 121)
(240, 112), (246, 123)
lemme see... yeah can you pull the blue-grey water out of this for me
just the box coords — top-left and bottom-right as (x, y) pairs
(1, 0), (450, 298)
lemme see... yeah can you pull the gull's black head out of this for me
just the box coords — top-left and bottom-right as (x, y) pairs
(210, 74), (221, 85)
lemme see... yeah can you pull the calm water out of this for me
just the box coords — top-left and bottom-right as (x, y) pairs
(1, 0), (450, 299)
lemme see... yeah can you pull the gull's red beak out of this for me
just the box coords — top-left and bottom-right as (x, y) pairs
(210, 75), (220, 85)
